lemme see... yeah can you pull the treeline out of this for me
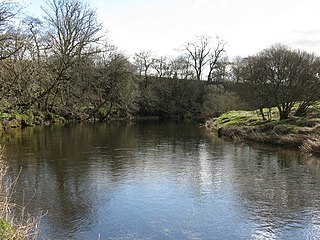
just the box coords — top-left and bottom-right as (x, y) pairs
(0, 0), (319, 123)
(0, 0), (239, 122)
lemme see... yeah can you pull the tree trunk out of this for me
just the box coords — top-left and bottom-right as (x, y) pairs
(294, 107), (307, 117)
(279, 109), (290, 120)
(259, 108), (266, 120)
(86, 98), (109, 120)
(294, 102), (309, 117)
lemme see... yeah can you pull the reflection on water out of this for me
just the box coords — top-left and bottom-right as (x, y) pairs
(3, 121), (320, 239)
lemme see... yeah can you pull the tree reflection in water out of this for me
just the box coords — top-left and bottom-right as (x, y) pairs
(2, 122), (320, 239)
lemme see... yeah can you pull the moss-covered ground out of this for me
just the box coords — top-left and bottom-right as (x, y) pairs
(0, 110), (67, 132)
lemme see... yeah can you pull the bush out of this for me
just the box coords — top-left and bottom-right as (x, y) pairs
(202, 85), (244, 117)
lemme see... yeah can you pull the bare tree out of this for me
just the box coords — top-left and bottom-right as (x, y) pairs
(185, 36), (211, 81)
(207, 38), (226, 82)
(151, 56), (170, 78)
(233, 55), (273, 120)
(88, 53), (139, 120)
(0, 0), (23, 60)
(42, 0), (103, 60)
(185, 35), (226, 81)
(293, 55), (320, 116)
(134, 50), (153, 82)
(170, 54), (194, 79)
(259, 45), (319, 120)
(23, 17), (47, 63)
(210, 56), (230, 82)
(36, 0), (104, 111)
(234, 45), (320, 120)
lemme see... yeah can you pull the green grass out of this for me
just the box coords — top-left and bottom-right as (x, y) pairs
(215, 111), (320, 133)
(214, 103), (320, 129)
(0, 218), (16, 240)
(215, 101), (320, 128)
(215, 110), (260, 126)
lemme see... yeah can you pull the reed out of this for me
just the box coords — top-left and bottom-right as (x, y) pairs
(0, 146), (42, 240)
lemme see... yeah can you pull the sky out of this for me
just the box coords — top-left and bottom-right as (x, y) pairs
(21, 0), (320, 59)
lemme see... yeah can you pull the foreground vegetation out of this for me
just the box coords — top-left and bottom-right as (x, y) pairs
(206, 103), (320, 156)
(0, 147), (41, 239)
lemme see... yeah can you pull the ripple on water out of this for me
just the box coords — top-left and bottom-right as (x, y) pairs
(4, 122), (320, 240)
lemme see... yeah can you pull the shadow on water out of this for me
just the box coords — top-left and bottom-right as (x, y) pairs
(2, 121), (320, 239)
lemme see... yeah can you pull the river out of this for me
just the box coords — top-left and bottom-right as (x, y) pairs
(2, 121), (320, 239)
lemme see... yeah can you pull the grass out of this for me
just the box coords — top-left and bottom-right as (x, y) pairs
(0, 146), (42, 239)
(301, 138), (320, 155)
(0, 218), (16, 239)
(206, 103), (320, 156)
(214, 110), (260, 126)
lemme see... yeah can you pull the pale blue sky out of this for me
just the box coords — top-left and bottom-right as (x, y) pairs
(21, 0), (320, 59)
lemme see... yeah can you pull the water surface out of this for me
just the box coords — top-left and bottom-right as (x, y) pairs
(3, 121), (320, 239)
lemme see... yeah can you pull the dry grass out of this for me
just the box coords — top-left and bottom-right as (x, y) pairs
(275, 134), (309, 148)
(214, 123), (320, 154)
(0, 146), (42, 240)
(301, 138), (320, 156)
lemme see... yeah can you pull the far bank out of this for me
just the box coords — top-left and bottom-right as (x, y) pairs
(205, 107), (320, 157)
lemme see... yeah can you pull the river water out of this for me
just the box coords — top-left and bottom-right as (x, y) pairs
(2, 121), (320, 239)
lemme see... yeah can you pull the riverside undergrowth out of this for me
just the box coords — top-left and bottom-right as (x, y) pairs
(206, 106), (320, 156)
(0, 146), (42, 239)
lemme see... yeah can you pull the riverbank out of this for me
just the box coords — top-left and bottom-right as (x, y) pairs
(205, 109), (320, 156)
(0, 110), (67, 131)
(0, 147), (41, 239)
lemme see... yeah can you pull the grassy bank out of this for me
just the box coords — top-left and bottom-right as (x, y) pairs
(206, 107), (320, 156)
(0, 147), (41, 239)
